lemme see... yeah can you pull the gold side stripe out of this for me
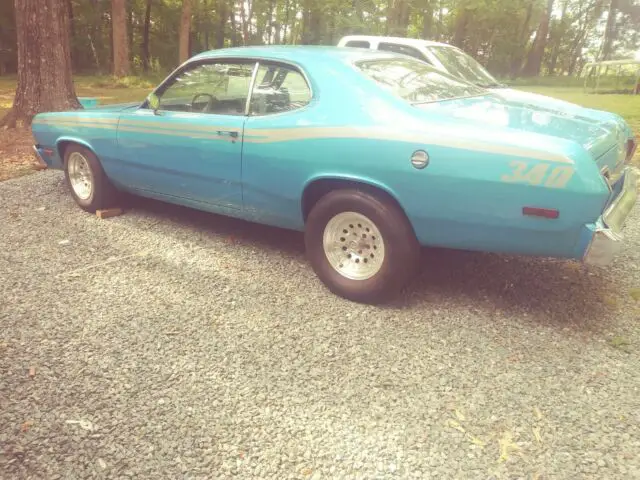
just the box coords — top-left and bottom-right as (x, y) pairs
(242, 127), (574, 164)
(117, 118), (242, 133)
(34, 121), (118, 130)
(117, 125), (234, 141)
(34, 117), (119, 125)
(33, 119), (573, 164)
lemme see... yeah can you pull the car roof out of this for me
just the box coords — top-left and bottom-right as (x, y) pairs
(338, 35), (453, 49)
(191, 45), (399, 64)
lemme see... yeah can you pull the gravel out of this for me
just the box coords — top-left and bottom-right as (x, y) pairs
(1, 170), (640, 479)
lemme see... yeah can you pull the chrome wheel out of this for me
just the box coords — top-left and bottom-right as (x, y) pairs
(67, 152), (94, 201)
(322, 211), (386, 280)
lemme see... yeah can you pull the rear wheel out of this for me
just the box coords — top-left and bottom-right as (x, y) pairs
(305, 188), (420, 303)
(63, 145), (118, 212)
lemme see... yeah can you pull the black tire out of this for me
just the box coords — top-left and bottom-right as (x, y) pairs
(63, 144), (119, 213)
(304, 188), (421, 303)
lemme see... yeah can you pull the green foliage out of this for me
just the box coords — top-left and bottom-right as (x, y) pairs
(1, 0), (639, 80)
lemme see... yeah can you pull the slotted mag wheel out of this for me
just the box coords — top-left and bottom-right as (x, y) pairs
(322, 211), (386, 280)
(67, 151), (94, 200)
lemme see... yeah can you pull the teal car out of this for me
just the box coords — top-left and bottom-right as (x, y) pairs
(31, 46), (638, 303)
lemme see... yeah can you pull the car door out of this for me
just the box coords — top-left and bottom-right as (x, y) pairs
(240, 61), (315, 228)
(115, 59), (257, 210)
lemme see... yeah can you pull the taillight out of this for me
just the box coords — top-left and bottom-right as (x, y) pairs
(522, 207), (559, 219)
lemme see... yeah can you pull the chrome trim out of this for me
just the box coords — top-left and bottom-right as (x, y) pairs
(32, 145), (47, 167)
(584, 167), (638, 266)
(244, 61), (260, 116)
(602, 167), (638, 233)
(583, 226), (623, 266)
(600, 165), (612, 192)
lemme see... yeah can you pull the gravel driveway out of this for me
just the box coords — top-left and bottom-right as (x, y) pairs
(1, 170), (640, 479)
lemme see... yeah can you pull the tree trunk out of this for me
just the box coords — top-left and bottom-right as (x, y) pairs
(240, 0), (253, 45)
(230, 7), (238, 46)
(521, 0), (554, 77)
(548, 0), (568, 74)
(267, 0), (275, 44)
(387, 0), (410, 36)
(421, 1), (433, 39)
(67, 0), (76, 72)
(216, 0), (227, 48)
(510, 0), (535, 77)
(112, 0), (130, 76)
(1, 0), (81, 128)
(142, 0), (151, 72)
(128, 0), (134, 58)
(179, 0), (192, 63)
(282, 0), (290, 44)
(453, 9), (469, 48)
(599, 0), (618, 60)
(301, 0), (322, 44)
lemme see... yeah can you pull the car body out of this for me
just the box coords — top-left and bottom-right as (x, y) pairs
(337, 35), (637, 147)
(31, 46), (638, 302)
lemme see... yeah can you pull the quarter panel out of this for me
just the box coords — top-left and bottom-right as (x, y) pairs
(31, 112), (121, 173)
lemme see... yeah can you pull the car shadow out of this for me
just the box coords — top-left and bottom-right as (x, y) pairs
(396, 247), (615, 331)
(122, 193), (615, 331)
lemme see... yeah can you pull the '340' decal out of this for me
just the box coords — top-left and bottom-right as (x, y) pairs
(500, 161), (575, 188)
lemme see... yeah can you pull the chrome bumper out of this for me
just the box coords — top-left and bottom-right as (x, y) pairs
(583, 167), (638, 266)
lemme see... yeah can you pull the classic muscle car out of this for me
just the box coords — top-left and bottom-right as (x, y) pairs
(31, 46), (638, 303)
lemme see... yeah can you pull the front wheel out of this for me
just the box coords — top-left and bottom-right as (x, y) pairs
(63, 145), (118, 213)
(304, 188), (421, 303)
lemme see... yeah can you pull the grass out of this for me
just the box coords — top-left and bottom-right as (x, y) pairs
(0, 75), (157, 118)
(0, 75), (638, 181)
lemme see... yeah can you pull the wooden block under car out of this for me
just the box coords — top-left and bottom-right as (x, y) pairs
(96, 208), (124, 219)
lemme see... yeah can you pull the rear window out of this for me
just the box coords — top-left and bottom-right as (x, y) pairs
(354, 57), (487, 104)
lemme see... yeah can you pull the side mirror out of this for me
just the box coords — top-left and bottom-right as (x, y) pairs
(146, 92), (160, 114)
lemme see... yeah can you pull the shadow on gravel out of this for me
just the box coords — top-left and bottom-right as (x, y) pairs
(123, 193), (614, 331)
(398, 247), (614, 331)
(122, 192), (306, 255)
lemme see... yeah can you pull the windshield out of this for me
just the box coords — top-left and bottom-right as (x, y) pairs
(426, 46), (501, 88)
(354, 57), (487, 104)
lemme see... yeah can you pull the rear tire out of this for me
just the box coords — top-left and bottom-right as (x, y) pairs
(63, 145), (118, 213)
(305, 188), (421, 303)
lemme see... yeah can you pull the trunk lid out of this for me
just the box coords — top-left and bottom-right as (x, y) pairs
(416, 94), (627, 171)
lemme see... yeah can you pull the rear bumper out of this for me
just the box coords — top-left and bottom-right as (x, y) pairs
(583, 167), (638, 266)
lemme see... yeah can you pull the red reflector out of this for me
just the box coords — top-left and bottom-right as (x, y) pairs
(43, 148), (54, 156)
(522, 207), (559, 219)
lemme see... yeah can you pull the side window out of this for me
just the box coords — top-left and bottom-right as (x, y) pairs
(156, 61), (255, 115)
(249, 63), (312, 116)
(378, 42), (430, 64)
(345, 40), (370, 48)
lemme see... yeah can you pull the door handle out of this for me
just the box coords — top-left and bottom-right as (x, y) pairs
(217, 130), (239, 139)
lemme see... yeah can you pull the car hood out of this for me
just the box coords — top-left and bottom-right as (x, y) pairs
(416, 93), (628, 169)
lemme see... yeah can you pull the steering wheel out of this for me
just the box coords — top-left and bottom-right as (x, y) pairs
(190, 93), (217, 113)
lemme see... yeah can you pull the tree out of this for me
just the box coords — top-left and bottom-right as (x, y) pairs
(142, 0), (152, 72)
(521, 0), (555, 76)
(599, 0), (619, 60)
(112, 0), (130, 76)
(179, 0), (192, 63)
(1, 0), (80, 128)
